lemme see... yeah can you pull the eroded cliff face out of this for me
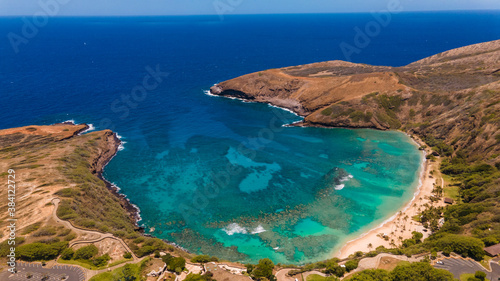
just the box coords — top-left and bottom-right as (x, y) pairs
(210, 40), (500, 159)
(89, 130), (120, 175)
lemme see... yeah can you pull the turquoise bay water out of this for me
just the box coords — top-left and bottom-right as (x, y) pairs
(3, 12), (497, 264)
(104, 98), (422, 264)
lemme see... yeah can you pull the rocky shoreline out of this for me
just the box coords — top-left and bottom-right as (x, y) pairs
(90, 129), (144, 230)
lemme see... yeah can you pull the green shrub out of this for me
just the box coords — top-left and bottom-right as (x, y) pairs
(349, 269), (389, 281)
(32, 226), (57, 237)
(390, 262), (454, 280)
(482, 236), (499, 246)
(412, 231), (423, 242)
(252, 258), (276, 280)
(427, 234), (485, 261)
(136, 238), (166, 257)
(324, 259), (345, 277)
(55, 188), (77, 197)
(402, 239), (416, 248)
(21, 223), (42, 235)
(166, 257), (186, 274)
(345, 259), (359, 272)
(63, 232), (77, 242)
(184, 272), (216, 281)
(321, 107), (333, 116)
(133, 237), (145, 244)
(92, 254), (111, 267)
(74, 245), (99, 260)
(474, 271), (487, 280)
(60, 248), (74, 260)
(57, 228), (71, 237)
(56, 202), (78, 220)
(17, 241), (68, 261)
(0, 237), (25, 257)
(118, 263), (139, 281)
(191, 255), (211, 264)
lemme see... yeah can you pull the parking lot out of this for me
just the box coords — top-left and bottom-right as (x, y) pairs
(433, 258), (500, 280)
(0, 262), (85, 281)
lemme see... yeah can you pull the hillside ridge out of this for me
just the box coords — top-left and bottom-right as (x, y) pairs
(210, 39), (500, 159)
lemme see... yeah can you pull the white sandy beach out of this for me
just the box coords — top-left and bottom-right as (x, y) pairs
(336, 135), (445, 259)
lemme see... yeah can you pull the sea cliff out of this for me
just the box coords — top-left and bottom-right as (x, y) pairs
(0, 124), (138, 239)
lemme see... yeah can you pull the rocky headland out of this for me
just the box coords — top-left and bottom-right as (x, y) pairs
(211, 39), (500, 159)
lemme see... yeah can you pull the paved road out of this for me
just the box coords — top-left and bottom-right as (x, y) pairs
(0, 262), (85, 281)
(433, 258), (500, 280)
(276, 269), (298, 281)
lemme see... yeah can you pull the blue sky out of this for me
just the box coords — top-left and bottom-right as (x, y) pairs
(0, 0), (499, 16)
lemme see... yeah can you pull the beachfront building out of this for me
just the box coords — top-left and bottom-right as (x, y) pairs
(484, 243), (500, 257)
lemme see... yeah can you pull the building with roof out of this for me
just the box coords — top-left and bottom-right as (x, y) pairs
(484, 243), (500, 257)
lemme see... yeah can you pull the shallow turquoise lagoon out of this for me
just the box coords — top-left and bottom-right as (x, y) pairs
(104, 97), (422, 264)
(2, 12), (497, 265)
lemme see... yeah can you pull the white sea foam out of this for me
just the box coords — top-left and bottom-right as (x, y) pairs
(110, 182), (121, 192)
(222, 223), (248, 235)
(203, 89), (218, 97)
(62, 119), (76, 125)
(266, 103), (300, 117)
(131, 203), (142, 222)
(222, 223), (266, 235)
(203, 89), (242, 100)
(203, 88), (304, 127)
(335, 173), (353, 190)
(251, 225), (266, 234)
(79, 123), (95, 134)
(334, 184), (345, 191)
(115, 133), (127, 151)
(283, 120), (303, 127)
(340, 174), (354, 182)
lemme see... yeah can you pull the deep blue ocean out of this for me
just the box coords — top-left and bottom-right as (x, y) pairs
(1, 11), (499, 264)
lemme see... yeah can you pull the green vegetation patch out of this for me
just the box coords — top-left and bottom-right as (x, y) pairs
(21, 222), (42, 235)
(349, 262), (454, 281)
(307, 274), (339, 281)
(32, 226), (57, 237)
(60, 245), (112, 269)
(349, 111), (373, 123)
(17, 241), (68, 261)
(375, 94), (405, 112)
(89, 258), (149, 281)
(56, 140), (136, 237)
(162, 253), (186, 274)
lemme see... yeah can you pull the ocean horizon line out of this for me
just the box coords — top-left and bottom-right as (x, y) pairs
(1, 9), (499, 18)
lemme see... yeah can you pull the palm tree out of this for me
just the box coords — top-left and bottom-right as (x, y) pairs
(390, 239), (396, 248)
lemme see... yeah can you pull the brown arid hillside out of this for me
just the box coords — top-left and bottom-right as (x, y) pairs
(0, 124), (136, 242)
(211, 40), (500, 257)
(211, 39), (500, 161)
